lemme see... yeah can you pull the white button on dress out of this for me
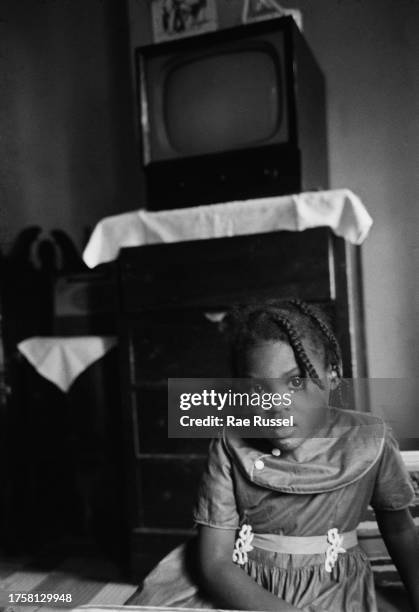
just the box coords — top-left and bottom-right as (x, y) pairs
(271, 448), (281, 457)
(254, 459), (265, 470)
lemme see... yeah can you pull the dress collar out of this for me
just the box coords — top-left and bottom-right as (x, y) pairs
(224, 408), (385, 494)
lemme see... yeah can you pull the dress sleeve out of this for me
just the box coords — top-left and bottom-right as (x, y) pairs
(193, 434), (240, 530)
(370, 425), (415, 511)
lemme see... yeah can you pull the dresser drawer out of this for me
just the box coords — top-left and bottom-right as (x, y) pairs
(119, 229), (334, 311)
(127, 310), (231, 382)
(134, 387), (210, 455)
(138, 458), (207, 528)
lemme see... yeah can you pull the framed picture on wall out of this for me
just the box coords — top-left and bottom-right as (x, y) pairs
(241, 0), (302, 31)
(151, 0), (218, 44)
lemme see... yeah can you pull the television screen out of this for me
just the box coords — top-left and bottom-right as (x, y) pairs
(164, 49), (281, 156)
(139, 29), (289, 163)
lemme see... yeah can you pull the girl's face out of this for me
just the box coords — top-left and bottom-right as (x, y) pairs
(240, 339), (333, 452)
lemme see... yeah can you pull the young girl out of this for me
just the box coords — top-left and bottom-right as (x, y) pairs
(133, 300), (419, 611)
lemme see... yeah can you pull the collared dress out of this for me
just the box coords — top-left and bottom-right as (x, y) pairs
(133, 408), (415, 612)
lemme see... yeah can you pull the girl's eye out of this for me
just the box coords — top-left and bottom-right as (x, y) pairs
(289, 376), (305, 390)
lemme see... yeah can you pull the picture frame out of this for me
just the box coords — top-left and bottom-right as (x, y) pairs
(242, 0), (303, 31)
(151, 0), (218, 44)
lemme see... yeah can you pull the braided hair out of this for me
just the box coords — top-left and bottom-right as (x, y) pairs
(286, 299), (343, 378)
(224, 300), (343, 390)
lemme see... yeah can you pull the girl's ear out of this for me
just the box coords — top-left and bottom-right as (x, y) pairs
(328, 364), (341, 390)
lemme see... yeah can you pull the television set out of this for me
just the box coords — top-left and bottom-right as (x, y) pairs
(136, 16), (328, 210)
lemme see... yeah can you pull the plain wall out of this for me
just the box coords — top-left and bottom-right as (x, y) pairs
(129, 0), (419, 381)
(282, 0), (419, 381)
(0, 0), (142, 252)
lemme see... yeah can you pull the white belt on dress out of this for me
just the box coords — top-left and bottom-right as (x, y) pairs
(232, 525), (358, 572)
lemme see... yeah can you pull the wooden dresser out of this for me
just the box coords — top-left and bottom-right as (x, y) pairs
(116, 227), (367, 580)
